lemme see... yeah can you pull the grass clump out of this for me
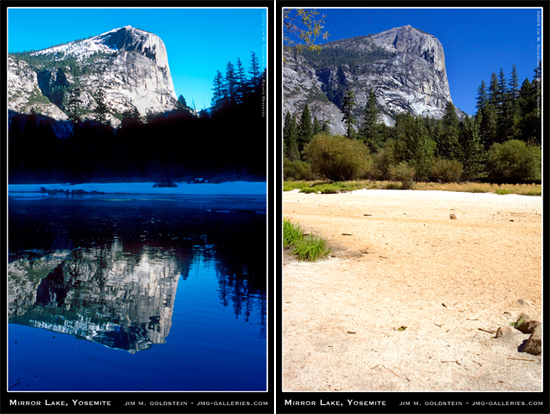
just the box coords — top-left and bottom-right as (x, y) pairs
(283, 218), (331, 261)
(283, 218), (304, 248)
(495, 189), (512, 195)
(292, 235), (331, 261)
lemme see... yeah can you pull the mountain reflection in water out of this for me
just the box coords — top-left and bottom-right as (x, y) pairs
(8, 196), (266, 354)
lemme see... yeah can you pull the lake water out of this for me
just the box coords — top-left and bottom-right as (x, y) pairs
(8, 194), (267, 392)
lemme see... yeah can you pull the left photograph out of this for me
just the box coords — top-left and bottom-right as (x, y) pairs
(7, 7), (267, 392)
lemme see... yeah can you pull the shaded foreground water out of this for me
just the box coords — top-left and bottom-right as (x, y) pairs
(8, 194), (266, 391)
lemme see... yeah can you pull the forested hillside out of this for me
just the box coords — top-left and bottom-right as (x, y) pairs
(284, 63), (541, 184)
(9, 52), (266, 184)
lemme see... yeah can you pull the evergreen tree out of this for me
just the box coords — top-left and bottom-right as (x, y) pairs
(500, 67), (521, 141)
(458, 116), (486, 180)
(68, 87), (83, 126)
(341, 89), (356, 139)
(298, 103), (314, 156)
(312, 117), (322, 135)
(283, 111), (300, 161)
(509, 64), (519, 99)
(321, 119), (331, 133)
(439, 101), (460, 159)
(225, 61), (238, 104)
(249, 51), (260, 92)
(476, 80), (488, 111)
(360, 89), (382, 151)
(93, 87), (108, 124)
(498, 68), (508, 104)
(488, 71), (500, 107)
(235, 58), (247, 103)
(394, 113), (435, 181)
(479, 103), (499, 148)
(211, 70), (225, 109)
(178, 94), (189, 110)
(518, 68), (541, 144)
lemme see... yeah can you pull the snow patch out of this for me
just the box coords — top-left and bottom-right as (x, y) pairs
(9, 182), (266, 196)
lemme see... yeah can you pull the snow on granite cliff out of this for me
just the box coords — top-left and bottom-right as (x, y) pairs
(8, 26), (179, 127)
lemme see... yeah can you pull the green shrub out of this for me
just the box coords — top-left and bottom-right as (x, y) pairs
(304, 133), (372, 181)
(487, 140), (541, 182)
(297, 181), (367, 194)
(283, 181), (309, 191)
(292, 235), (331, 261)
(299, 186), (320, 194)
(370, 141), (398, 180)
(284, 158), (316, 181)
(430, 158), (464, 183)
(389, 162), (415, 189)
(319, 187), (339, 194)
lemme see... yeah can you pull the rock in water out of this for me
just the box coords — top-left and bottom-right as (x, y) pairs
(284, 25), (462, 134)
(8, 26), (179, 129)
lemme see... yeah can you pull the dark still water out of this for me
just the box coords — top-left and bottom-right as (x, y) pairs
(8, 194), (266, 392)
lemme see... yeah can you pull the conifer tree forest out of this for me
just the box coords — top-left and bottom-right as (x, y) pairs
(9, 52), (266, 184)
(284, 63), (542, 184)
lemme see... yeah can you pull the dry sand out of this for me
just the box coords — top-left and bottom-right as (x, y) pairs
(282, 189), (542, 392)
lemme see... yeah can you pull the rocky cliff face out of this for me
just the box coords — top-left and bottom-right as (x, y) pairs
(8, 26), (179, 128)
(284, 25), (454, 133)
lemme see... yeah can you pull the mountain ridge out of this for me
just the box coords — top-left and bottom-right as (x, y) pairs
(284, 25), (458, 133)
(8, 25), (179, 128)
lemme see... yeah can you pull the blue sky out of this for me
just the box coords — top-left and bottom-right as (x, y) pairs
(8, 7), (267, 111)
(290, 7), (541, 115)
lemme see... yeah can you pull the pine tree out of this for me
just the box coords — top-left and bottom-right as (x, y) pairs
(225, 61), (237, 104)
(341, 89), (356, 139)
(439, 101), (460, 160)
(93, 87), (108, 124)
(312, 117), (322, 135)
(458, 116), (486, 180)
(298, 104), (313, 156)
(321, 119), (331, 133)
(211, 70), (225, 109)
(360, 89), (382, 151)
(488, 71), (500, 107)
(500, 69), (521, 142)
(495, 68), (509, 131)
(249, 51), (260, 92)
(475, 80), (488, 111)
(178, 94), (189, 110)
(68, 87), (82, 126)
(394, 113), (435, 181)
(498, 68), (508, 103)
(283, 111), (300, 161)
(235, 58), (247, 103)
(479, 103), (499, 148)
(518, 66), (541, 144)
(509, 64), (519, 99)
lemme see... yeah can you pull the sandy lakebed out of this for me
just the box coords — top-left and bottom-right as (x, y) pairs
(282, 189), (542, 392)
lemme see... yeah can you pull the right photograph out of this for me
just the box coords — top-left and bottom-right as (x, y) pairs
(282, 7), (542, 392)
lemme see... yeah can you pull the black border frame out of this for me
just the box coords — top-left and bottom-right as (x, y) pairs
(1, 1), (275, 413)
(276, 1), (549, 413)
